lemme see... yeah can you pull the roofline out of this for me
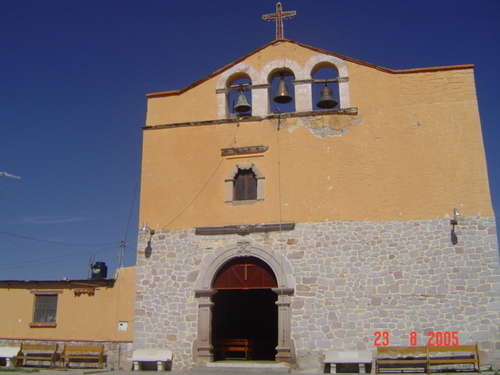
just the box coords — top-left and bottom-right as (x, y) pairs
(146, 39), (474, 99)
(0, 278), (116, 288)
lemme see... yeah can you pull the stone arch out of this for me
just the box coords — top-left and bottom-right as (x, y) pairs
(225, 71), (252, 87)
(225, 72), (253, 116)
(304, 54), (350, 109)
(216, 63), (263, 118)
(195, 242), (295, 291)
(261, 59), (305, 81)
(226, 162), (264, 179)
(225, 163), (265, 204)
(262, 59), (303, 114)
(193, 242), (295, 365)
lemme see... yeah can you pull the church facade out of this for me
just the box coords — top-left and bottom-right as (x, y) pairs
(133, 39), (500, 371)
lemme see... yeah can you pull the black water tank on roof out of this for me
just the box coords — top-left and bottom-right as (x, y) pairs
(91, 262), (108, 279)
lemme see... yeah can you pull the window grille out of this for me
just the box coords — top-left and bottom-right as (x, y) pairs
(33, 295), (58, 323)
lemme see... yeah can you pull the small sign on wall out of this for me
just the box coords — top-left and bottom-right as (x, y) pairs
(118, 321), (128, 331)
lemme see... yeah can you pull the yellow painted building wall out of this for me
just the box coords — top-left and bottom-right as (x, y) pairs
(145, 42), (321, 126)
(139, 41), (492, 231)
(0, 267), (135, 342)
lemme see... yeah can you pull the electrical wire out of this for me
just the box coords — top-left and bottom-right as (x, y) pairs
(0, 229), (118, 247)
(276, 110), (287, 348)
(0, 172), (140, 251)
(0, 238), (138, 271)
(0, 245), (118, 271)
(1, 250), (92, 268)
(123, 174), (140, 242)
(158, 121), (240, 231)
(118, 171), (141, 268)
(0, 253), (95, 271)
(0, 169), (141, 274)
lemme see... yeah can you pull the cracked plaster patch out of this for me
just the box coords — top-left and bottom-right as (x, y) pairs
(295, 116), (361, 138)
(310, 126), (349, 138)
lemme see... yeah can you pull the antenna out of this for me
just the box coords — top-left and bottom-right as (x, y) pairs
(0, 171), (21, 195)
(87, 252), (95, 279)
(118, 240), (125, 269)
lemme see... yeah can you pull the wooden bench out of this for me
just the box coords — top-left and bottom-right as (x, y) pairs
(324, 350), (373, 373)
(427, 344), (481, 373)
(0, 347), (20, 368)
(376, 346), (428, 374)
(60, 345), (104, 369)
(127, 349), (173, 371)
(16, 344), (58, 368)
(376, 345), (482, 374)
(216, 339), (254, 360)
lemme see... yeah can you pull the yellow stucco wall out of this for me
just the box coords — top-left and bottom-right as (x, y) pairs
(0, 267), (135, 342)
(139, 41), (492, 231)
(145, 42), (322, 126)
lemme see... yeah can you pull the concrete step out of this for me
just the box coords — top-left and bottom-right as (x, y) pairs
(194, 360), (291, 373)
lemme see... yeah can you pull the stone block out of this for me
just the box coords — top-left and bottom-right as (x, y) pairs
(487, 301), (500, 311)
(288, 251), (305, 259)
(302, 277), (317, 284)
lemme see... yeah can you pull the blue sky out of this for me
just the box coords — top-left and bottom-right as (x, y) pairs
(0, 0), (498, 280)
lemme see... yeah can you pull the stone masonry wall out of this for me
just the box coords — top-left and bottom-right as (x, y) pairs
(134, 215), (500, 371)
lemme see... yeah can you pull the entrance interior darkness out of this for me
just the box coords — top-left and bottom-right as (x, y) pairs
(212, 289), (278, 361)
(211, 257), (278, 361)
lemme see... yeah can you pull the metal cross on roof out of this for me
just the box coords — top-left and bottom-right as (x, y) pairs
(262, 2), (297, 39)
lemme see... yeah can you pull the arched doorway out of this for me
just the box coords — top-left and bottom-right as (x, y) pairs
(193, 244), (295, 365)
(211, 257), (278, 361)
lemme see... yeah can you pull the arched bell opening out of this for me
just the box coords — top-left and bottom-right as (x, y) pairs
(211, 256), (278, 361)
(311, 64), (340, 110)
(268, 69), (296, 114)
(227, 74), (252, 115)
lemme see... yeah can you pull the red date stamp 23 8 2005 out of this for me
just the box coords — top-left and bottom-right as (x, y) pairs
(374, 331), (460, 346)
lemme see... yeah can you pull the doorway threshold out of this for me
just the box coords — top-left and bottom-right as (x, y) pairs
(200, 360), (291, 373)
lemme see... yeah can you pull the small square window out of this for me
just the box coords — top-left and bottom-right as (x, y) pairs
(225, 163), (264, 205)
(33, 295), (58, 323)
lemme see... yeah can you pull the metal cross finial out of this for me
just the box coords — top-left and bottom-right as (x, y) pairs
(262, 2), (297, 39)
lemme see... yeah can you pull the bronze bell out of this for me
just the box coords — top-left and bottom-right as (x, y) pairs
(316, 83), (338, 109)
(234, 91), (252, 113)
(273, 77), (293, 104)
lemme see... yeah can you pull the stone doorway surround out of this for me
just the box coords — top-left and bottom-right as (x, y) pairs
(192, 242), (296, 365)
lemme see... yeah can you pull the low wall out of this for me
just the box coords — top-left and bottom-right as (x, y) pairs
(0, 339), (133, 370)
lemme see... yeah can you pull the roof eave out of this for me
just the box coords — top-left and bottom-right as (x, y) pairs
(0, 278), (116, 288)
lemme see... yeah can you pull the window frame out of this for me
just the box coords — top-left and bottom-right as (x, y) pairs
(30, 292), (59, 328)
(225, 163), (264, 205)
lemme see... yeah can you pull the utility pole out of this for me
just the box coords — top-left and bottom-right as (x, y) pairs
(119, 240), (125, 269)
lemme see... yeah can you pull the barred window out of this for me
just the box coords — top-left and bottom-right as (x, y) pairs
(33, 294), (58, 323)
